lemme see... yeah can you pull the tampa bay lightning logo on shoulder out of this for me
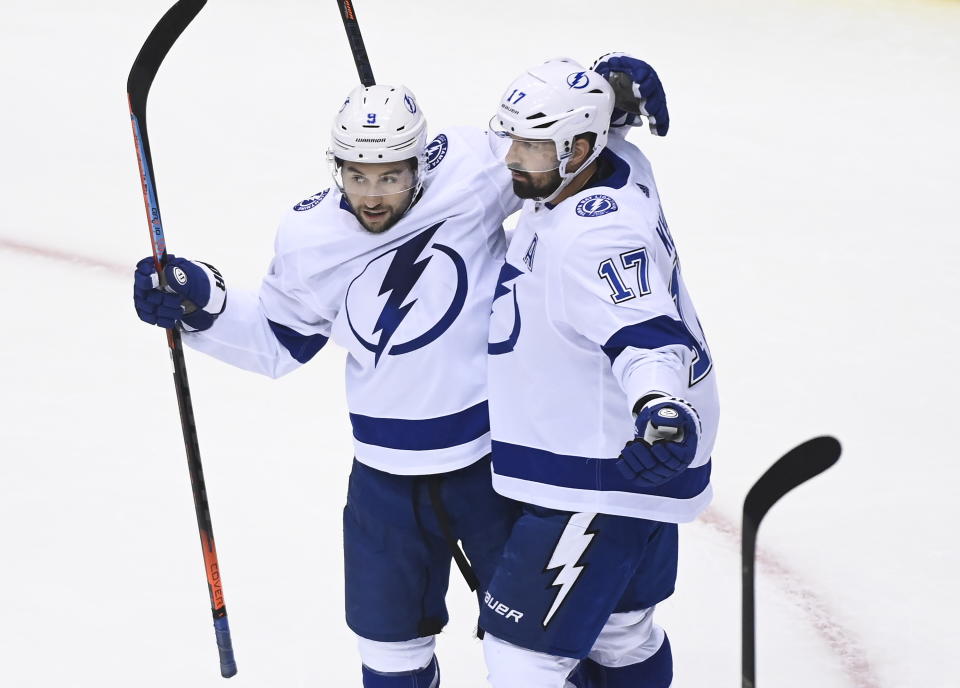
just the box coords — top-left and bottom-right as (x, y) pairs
(425, 134), (448, 171)
(345, 221), (468, 365)
(293, 188), (330, 212)
(576, 194), (618, 218)
(566, 71), (590, 89)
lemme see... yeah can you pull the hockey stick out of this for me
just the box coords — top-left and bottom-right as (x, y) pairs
(335, 0), (376, 86)
(127, 1), (237, 678)
(741, 436), (841, 688)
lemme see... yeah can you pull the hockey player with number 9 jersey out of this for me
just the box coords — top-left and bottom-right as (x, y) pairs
(133, 84), (521, 687)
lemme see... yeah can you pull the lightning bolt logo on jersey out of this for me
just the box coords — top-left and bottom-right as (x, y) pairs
(345, 221), (468, 365)
(488, 262), (524, 356)
(179, 127), (519, 475)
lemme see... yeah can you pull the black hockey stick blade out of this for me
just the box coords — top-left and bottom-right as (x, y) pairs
(743, 436), (841, 533)
(128, 1), (207, 116)
(741, 436), (841, 688)
(127, 0), (207, 270)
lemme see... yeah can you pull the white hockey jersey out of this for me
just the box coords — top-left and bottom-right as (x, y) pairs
(183, 127), (518, 475)
(487, 135), (719, 522)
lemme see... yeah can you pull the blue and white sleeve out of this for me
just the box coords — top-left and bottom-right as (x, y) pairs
(558, 227), (695, 409)
(182, 249), (332, 379)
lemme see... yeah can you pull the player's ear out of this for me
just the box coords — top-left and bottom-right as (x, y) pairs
(567, 135), (594, 172)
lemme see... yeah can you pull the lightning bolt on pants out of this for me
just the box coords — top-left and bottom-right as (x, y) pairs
(478, 504), (677, 685)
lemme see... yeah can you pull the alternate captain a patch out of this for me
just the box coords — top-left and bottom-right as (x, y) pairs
(575, 194), (618, 218)
(523, 234), (539, 271)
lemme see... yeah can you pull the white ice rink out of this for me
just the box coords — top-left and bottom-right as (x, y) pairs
(1, 0), (958, 686)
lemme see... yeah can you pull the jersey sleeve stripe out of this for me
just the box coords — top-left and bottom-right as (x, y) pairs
(350, 401), (490, 451)
(601, 315), (697, 364)
(491, 440), (711, 500)
(268, 319), (329, 364)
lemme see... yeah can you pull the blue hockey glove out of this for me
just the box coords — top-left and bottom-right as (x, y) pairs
(133, 255), (226, 331)
(591, 52), (669, 136)
(616, 396), (699, 487)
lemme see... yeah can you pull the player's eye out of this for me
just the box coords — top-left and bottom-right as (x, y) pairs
(381, 176), (398, 184)
(350, 176), (366, 184)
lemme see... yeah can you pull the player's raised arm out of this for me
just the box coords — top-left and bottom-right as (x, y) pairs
(131, 218), (334, 380)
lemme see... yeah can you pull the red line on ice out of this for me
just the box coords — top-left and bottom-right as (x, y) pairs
(1, 237), (885, 687)
(699, 507), (884, 688)
(0, 237), (128, 275)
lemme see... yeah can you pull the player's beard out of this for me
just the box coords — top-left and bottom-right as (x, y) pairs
(510, 168), (562, 200)
(356, 205), (402, 233)
(350, 190), (415, 234)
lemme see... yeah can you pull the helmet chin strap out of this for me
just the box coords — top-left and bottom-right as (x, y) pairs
(536, 145), (603, 205)
(404, 150), (428, 212)
(403, 180), (424, 215)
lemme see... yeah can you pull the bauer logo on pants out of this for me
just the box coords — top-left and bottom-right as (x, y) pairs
(484, 591), (524, 623)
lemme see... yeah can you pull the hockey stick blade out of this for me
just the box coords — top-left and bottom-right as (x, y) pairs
(127, 0), (208, 268)
(743, 436), (841, 533)
(741, 436), (841, 688)
(127, 1), (207, 115)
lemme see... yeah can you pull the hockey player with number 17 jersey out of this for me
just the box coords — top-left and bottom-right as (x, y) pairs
(481, 57), (719, 688)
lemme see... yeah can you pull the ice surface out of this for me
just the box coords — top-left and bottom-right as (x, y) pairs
(1, 0), (958, 686)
